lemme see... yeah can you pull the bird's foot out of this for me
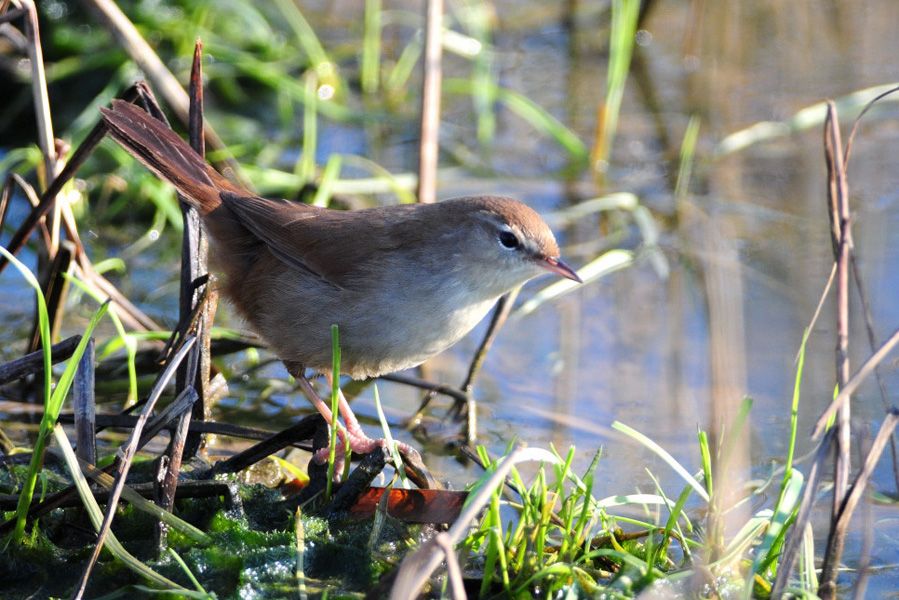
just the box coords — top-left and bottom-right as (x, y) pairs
(312, 427), (417, 466)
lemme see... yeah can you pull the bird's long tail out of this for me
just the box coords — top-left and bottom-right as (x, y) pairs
(100, 100), (242, 214)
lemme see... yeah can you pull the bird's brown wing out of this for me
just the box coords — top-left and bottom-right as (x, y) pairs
(220, 193), (420, 288)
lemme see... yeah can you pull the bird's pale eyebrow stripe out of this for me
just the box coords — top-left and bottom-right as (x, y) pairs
(474, 210), (516, 231)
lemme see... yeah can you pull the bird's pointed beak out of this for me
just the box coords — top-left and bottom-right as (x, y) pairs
(541, 256), (582, 283)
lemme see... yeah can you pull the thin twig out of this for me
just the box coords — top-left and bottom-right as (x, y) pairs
(2, 173), (52, 249)
(843, 84), (899, 168)
(380, 373), (468, 403)
(75, 258), (161, 332)
(0, 479), (237, 511)
(450, 288), (520, 442)
(793, 262), (836, 364)
(848, 254), (899, 492)
(771, 430), (833, 597)
(812, 327), (899, 438)
(820, 412), (899, 597)
(461, 288), (520, 395)
(27, 241), (74, 352)
(0, 84), (142, 274)
(210, 414), (322, 476)
(389, 446), (526, 599)
(840, 84), (899, 493)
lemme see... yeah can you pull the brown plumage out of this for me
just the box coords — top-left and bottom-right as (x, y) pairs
(101, 100), (579, 379)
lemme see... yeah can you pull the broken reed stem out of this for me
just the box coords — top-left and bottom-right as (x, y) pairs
(179, 39), (214, 461)
(416, 0), (443, 204)
(0, 349), (200, 538)
(817, 101), (852, 599)
(73, 338), (96, 466)
(0, 335), (81, 385)
(841, 84), (899, 494)
(776, 94), (899, 595)
(827, 99), (852, 499)
(71, 336), (196, 600)
(19, 0), (58, 187)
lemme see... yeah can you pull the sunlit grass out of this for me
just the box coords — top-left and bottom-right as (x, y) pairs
(457, 402), (814, 597)
(0, 2), (731, 597)
(591, 0), (640, 176)
(0, 247), (110, 543)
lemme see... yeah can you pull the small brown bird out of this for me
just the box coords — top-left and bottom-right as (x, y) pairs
(101, 100), (581, 459)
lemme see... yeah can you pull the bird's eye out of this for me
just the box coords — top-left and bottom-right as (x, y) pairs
(498, 230), (520, 249)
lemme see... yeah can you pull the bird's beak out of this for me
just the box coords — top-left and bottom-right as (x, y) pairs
(540, 256), (582, 283)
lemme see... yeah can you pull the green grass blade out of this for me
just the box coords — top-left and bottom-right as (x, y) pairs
(52, 425), (185, 590)
(698, 429), (713, 498)
(312, 154), (342, 207)
(711, 510), (770, 570)
(361, 0), (381, 95)
(297, 72), (318, 185)
(753, 470), (804, 578)
(714, 82), (899, 157)
(338, 155), (417, 204)
(272, 0), (337, 83)
(612, 421), (710, 502)
(591, 0), (640, 172)
(0, 246), (51, 410)
(783, 329), (810, 487)
(719, 396), (753, 470)
(443, 78), (588, 160)
(326, 324), (342, 499)
(12, 301), (109, 541)
(385, 35), (422, 94)
(515, 249), (633, 317)
(373, 383), (408, 486)
(166, 548), (208, 594)
(675, 116), (701, 202)
(66, 273), (139, 405)
(2, 247), (50, 543)
(1, 246), (110, 542)
(594, 493), (676, 509)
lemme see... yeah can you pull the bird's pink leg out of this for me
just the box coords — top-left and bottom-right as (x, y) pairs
(333, 385), (417, 456)
(296, 372), (416, 464)
(294, 375), (352, 468)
